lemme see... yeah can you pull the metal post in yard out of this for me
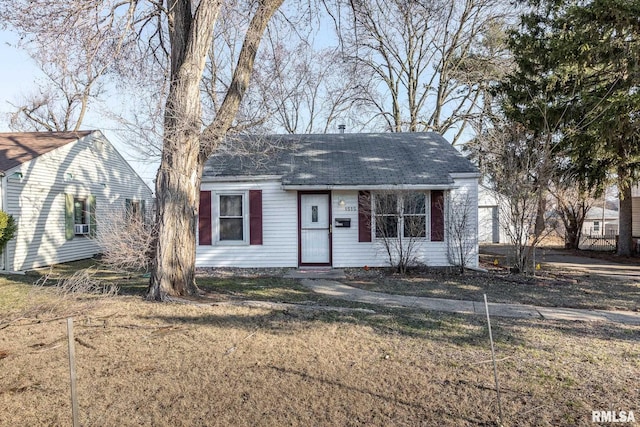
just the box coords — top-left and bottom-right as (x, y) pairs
(67, 317), (79, 427)
(483, 294), (504, 426)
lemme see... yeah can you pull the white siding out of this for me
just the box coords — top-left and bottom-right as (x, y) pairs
(447, 178), (479, 268)
(633, 197), (640, 237)
(197, 178), (479, 269)
(331, 190), (388, 267)
(3, 131), (153, 271)
(332, 181), (478, 268)
(197, 180), (298, 267)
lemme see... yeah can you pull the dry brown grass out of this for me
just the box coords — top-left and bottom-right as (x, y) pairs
(1, 279), (638, 427)
(345, 256), (640, 312)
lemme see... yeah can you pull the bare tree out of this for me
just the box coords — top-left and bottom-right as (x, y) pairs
(2, 1), (284, 300)
(2, 4), (130, 132)
(469, 123), (554, 273)
(445, 192), (477, 273)
(248, 41), (374, 134)
(548, 175), (597, 250)
(332, 0), (513, 141)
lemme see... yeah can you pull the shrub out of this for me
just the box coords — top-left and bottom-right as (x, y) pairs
(97, 209), (155, 273)
(0, 211), (16, 252)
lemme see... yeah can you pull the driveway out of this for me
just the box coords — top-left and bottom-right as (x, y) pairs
(480, 244), (640, 281)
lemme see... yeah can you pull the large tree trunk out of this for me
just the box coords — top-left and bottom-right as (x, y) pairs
(618, 181), (633, 257)
(147, 0), (283, 301)
(148, 143), (203, 300)
(146, 0), (219, 300)
(534, 195), (546, 237)
(563, 212), (581, 249)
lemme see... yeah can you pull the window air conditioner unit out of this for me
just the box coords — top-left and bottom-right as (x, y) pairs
(75, 224), (90, 234)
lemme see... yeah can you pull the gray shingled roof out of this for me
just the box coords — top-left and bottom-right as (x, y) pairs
(203, 132), (478, 186)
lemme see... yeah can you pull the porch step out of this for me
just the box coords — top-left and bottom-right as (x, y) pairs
(284, 268), (346, 280)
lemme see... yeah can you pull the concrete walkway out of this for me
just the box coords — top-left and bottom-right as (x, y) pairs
(300, 279), (640, 325)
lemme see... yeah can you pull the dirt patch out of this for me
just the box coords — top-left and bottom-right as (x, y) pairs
(1, 284), (638, 426)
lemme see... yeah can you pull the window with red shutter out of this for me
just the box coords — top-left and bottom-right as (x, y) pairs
(430, 190), (445, 241)
(358, 191), (372, 242)
(198, 191), (212, 245)
(249, 190), (263, 245)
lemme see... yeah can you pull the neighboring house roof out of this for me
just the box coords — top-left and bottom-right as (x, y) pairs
(204, 132), (478, 187)
(0, 130), (94, 173)
(585, 207), (619, 221)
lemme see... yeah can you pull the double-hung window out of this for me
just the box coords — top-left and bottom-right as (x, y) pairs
(374, 193), (399, 238)
(403, 193), (426, 238)
(73, 198), (90, 235)
(199, 190), (262, 246)
(374, 192), (427, 239)
(65, 193), (96, 239)
(218, 194), (245, 242)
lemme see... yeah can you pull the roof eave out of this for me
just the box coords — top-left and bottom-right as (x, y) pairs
(449, 172), (481, 179)
(201, 174), (283, 183)
(281, 183), (458, 191)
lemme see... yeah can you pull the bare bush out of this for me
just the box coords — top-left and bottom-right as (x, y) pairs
(97, 209), (155, 273)
(371, 191), (428, 274)
(34, 269), (118, 297)
(445, 192), (477, 273)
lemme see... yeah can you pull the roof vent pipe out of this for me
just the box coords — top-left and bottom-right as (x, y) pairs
(338, 124), (346, 134)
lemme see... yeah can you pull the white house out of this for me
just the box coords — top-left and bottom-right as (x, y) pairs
(0, 130), (153, 272)
(582, 206), (619, 236)
(632, 184), (640, 238)
(196, 133), (480, 269)
(477, 184), (510, 244)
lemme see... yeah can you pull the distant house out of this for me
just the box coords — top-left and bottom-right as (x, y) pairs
(477, 184), (510, 244)
(633, 185), (640, 238)
(582, 207), (619, 236)
(196, 132), (480, 269)
(0, 130), (153, 272)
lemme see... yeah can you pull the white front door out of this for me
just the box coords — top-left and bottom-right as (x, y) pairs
(300, 193), (331, 264)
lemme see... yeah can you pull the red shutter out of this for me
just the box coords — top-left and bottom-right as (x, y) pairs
(358, 191), (372, 242)
(198, 191), (212, 245)
(249, 190), (263, 245)
(431, 190), (444, 242)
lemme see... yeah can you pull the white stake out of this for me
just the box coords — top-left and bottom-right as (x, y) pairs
(483, 294), (503, 425)
(67, 318), (79, 427)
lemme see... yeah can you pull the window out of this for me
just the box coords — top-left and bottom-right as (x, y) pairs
(375, 193), (398, 238)
(199, 190), (262, 246)
(65, 193), (96, 239)
(374, 192), (427, 239)
(593, 221), (600, 234)
(125, 199), (145, 223)
(219, 194), (244, 241)
(403, 193), (426, 238)
(129, 200), (141, 218)
(73, 198), (89, 235)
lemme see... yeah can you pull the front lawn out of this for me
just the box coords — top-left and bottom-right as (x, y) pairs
(0, 260), (638, 426)
(343, 258), (640, 311)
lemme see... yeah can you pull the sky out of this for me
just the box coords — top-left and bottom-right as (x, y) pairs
(0, 30), (159, 190)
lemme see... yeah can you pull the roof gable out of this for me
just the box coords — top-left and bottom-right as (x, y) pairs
(0, 131), (94, 173)
(204, 132), (478, 186)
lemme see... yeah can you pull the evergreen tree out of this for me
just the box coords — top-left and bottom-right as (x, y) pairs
(506, 0), (640, 255)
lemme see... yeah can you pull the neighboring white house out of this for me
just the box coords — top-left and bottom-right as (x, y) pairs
(0, 130), (153, 272)
(581, 207), (619, 236)
(477, 184), (510, 244)
(632, 184), (640, 238)
(196, 132), (480, 269)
